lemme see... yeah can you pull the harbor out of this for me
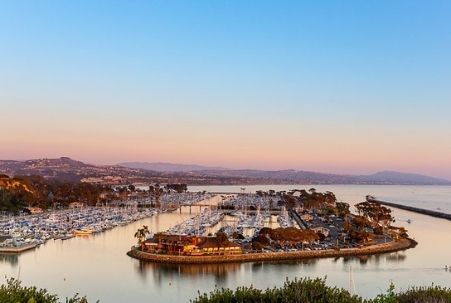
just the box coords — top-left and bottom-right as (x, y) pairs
(0, 189), (419, 259)
(0, 205), (158, 252)
(130, 189), (415, 263)
(1, 184), (450, 302)
(0, 192), (219, 253)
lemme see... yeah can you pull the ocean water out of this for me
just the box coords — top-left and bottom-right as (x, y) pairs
(0, 185), (450, 302)
(189, 184), (451, 213)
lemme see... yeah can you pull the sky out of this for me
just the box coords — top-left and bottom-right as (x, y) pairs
(1, 1), (451, 178)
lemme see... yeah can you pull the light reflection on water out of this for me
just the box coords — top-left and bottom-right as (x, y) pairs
(0, 185), (450, 302)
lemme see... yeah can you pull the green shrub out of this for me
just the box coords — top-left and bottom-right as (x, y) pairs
(192, 278), (451, 303)
(395, 285), (451, 303)
(0, 278), (91, 303)
(192, 277), (362, 303)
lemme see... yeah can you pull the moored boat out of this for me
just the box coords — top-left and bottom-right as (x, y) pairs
(74, 229), (93, 236)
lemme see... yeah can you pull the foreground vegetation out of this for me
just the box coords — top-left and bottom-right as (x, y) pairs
(1, 276), (450, 303)
(192, 277), (451, 303)
(0, 278), (91, 303)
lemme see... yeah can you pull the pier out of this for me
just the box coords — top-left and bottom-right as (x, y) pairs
(367, 197), (451, 221)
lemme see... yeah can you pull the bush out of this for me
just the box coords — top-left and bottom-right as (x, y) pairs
(192, 278), (451, 303)
(0, 278), (91, 303)
(192, 277), (362, 303)
(394, 285), (451, 303)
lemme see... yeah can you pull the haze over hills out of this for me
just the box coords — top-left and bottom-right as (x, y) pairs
(120, 161), (451, 185)
(119, 162), (226, 172)
(0, 157), (450, 185)
(361, 171), (451, 185)
(0, 157), (256, 185)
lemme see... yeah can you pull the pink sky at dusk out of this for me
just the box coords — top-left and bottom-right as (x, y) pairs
(2, 117), (451, 179)
(1, 1), (451, 179)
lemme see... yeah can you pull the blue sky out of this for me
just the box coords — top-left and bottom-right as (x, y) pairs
(1, 1), (451, 178)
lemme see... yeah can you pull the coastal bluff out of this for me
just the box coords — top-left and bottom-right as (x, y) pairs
(127, 238), (415, 264)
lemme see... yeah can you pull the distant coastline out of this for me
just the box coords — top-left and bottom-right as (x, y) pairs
(1, 157), (450, 186)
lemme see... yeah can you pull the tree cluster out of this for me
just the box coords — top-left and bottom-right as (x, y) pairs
(355, 201), (394, 228)
(0, 175), (113, 213)
(279, 189), (337, 210)
(165, 183), (188, 193)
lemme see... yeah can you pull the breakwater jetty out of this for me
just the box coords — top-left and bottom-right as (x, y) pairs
(367, 196), (451, 221)
(127, 238), (415, 264)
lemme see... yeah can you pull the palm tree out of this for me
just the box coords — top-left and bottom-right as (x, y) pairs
(134, 225), (150, 249)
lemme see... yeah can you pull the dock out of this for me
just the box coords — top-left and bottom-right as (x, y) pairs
(0, 243), (38, 253)
(367, 197), (451, 221)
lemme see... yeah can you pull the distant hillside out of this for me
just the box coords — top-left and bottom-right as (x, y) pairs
(362, 171), (451, 185)
(118, 161), (451, 185)
(0, 157), (148, 182)
(1, 157), (450, 185)
(119, 162), (226, 172)
(0, 158), (251, 185)
(197, 169), (451, 185)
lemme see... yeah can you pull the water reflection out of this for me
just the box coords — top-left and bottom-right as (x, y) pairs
(136, 261), (241, 284)
(339, 251), (408, 267)
(0, 253), (19, 266)
(385, 251), (407, 262)
(134, 257), (323, 287)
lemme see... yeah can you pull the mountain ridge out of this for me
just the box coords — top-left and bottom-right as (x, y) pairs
(0, 157), (449, 185)
(118, 161), (227, 172)
(119, 161), (451, 185)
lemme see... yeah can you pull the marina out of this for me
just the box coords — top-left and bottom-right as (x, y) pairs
(0, 185), (450, 302)
(0, 192), (218, 253)
(130, 189), (416, 266)
(2, 2), (451, 301)
(0, 204), (158, 252)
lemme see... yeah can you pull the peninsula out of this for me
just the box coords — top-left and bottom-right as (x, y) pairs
(127, 189), (415, 264)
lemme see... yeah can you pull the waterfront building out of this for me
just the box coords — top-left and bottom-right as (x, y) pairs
(143, 234), (242, 256)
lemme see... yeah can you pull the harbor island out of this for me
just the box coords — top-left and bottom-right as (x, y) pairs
(127, 189), (416, 263)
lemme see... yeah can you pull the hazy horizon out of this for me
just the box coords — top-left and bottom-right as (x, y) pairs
(1, 155), (450, 181)
(1, 1), (451, 178)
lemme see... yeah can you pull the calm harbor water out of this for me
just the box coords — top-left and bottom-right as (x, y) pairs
(1, 185), (450, 302)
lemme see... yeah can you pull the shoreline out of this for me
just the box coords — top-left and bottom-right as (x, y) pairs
(127, 237), (416, 264)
